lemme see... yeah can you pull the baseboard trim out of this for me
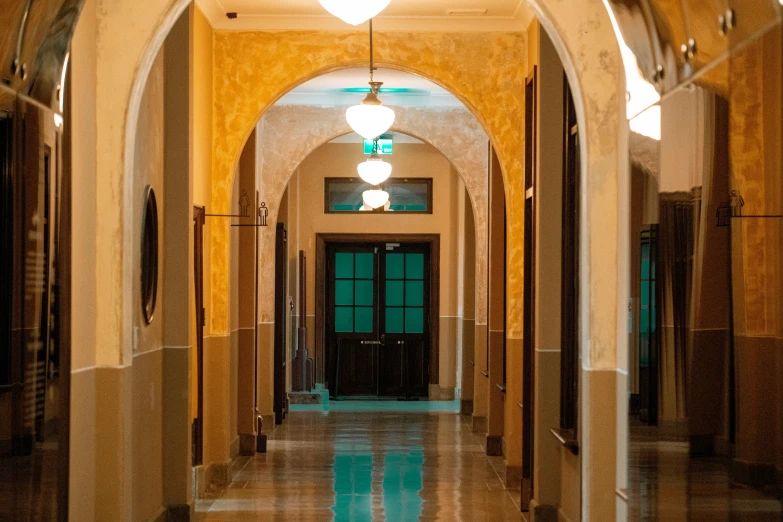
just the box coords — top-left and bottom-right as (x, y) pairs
(165, 503), (193, 522)
(528, 499), (558, 522)
(240, 433), (256, 456)
(505, 465), (522, 490)
(689, 434), (715, 457)
(428, 384), (456, 400)
(472, 415), (487, 434)
(558, 507), (575, 522)
(150, 506), (167, 522)
(230, 435), (240, 459)
(486, 434), (503, 456)
(460, 399), (474, 416)
(732, 458), (778, 488)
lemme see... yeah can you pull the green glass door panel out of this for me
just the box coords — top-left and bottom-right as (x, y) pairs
(386, 253), (404, 279)
(354, 280), (374, 306)
(405, 253), (424, 279)
(355, 307), (374, 333)
(335, 307), (353, 332)
(355, 253), (374, 279)
(386, 307), (404, 333)
(405, 280), (424, 307)
(335, 253), (354, 279)
(335, 280), (354, 306)
(405, 308), (424, 334)
(386, 280), (404, 306)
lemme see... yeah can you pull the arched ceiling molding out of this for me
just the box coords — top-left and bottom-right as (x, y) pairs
(254, 104), (490, 324)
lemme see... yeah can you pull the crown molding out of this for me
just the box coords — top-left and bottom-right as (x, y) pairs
(195, 0), (533, 32)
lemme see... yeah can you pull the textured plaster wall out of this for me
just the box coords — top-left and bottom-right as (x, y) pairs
(255, 104), (489, 324)
(211, 30), (526, 337)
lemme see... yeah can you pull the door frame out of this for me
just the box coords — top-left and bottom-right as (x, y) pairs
(315, 233), (440, 392)
(273, 223), (287, 423)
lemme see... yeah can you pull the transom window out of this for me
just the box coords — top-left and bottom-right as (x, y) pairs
(325, 178), (432, 214)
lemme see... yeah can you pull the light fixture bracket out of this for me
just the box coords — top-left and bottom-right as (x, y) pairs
(361, 83), (384, 105)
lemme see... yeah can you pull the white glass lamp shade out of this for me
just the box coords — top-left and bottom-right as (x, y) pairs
(359, 204), (373, 211)
(346, 103), (395, 141)
(362, 188), (390, 209)
(357, 154), (392, 186)
(318, 0), (392, 26)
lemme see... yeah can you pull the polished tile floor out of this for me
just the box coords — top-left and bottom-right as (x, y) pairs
(628, 423), (783, 521)
(196, 407), (523, 521)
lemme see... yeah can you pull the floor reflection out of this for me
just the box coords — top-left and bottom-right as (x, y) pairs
(629, 423), (783, 521)
(195, 405), (522, 521)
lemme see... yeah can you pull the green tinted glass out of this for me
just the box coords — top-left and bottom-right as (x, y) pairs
(355, 253), (374, 279)
(386, 280), (404, 306)
(335, 253), (354, 279)
(406, 254), (424, 279)
(405, 307), (424, 334)
(335, 307), (353, 332)
(335, 280), (354, 306)
(386, 253), (404, 279)
(405, 280), (424, 307)
(386, 307), (404, 333)
(355, 307), (374, 333)
(355, 280), (374, 306)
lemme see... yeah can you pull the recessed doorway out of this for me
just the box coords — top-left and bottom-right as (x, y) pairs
(317, 235), (440, 400)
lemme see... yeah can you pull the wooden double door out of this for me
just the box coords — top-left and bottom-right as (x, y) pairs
(327, 243), (430, 399)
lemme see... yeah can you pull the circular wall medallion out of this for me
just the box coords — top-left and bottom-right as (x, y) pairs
(141, 186), (159, 324)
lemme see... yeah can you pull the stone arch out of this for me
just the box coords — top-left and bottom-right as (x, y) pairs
(254, 104), (490, 324)
(209, 34), (527, 336)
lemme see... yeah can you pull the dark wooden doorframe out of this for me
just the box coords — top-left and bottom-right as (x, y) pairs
(273, 223), (287, 424)
(192, 206), (205, 466)
(521, 66), (537, 512)
(315, 233), (440, 390)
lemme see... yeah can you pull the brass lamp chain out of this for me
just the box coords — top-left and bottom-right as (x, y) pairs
(369, 19), (375, 82)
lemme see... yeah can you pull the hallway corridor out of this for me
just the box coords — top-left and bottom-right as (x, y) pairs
(195, 410), (523, 521)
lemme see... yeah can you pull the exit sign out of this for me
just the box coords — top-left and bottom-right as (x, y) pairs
(364, 138), (393, 155)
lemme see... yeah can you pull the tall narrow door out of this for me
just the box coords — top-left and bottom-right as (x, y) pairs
(379, 246), (429, 398)
(329, 246), (379, 397)
(521, 67), (537, 511)
(328, 243), (430, 398)
(273, 224), (287, 424)
(192, 206), (205, 466)
(639, 226), (659, 425)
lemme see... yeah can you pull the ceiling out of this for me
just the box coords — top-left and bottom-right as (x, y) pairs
(196, 0), (532, 31)
(329, 132), (424, 144)
(276, 68), (463, 108)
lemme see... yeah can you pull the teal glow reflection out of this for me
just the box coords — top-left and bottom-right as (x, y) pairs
(330, 434), (424, 520)
(382, 450), (424, 520)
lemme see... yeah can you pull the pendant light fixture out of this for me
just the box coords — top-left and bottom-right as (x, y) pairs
(318, 0), (392, 26)
(346, 20), (395, 140)
(357, 139), (392, 186)
(362, 187), (390, 210)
